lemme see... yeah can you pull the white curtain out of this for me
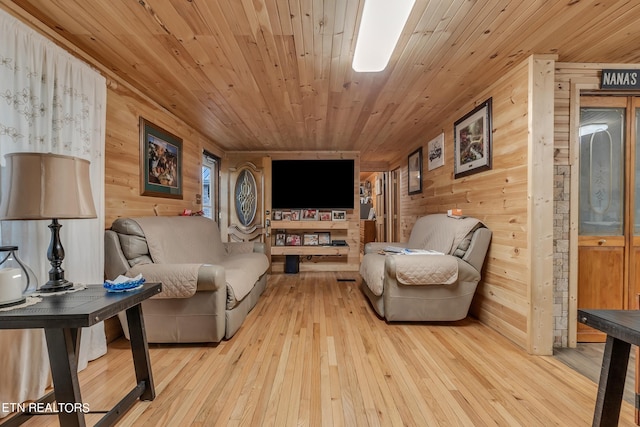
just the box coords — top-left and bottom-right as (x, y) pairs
(0, 8), (107, 417)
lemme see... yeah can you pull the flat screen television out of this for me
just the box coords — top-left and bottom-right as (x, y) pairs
(272, 159), (355, 209)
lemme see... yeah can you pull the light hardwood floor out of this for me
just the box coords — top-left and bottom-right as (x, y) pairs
(555, 343), (636, 406)
(21, 273), (637, 426)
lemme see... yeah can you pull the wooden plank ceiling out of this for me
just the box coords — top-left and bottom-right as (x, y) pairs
(5, 0), (640, 168)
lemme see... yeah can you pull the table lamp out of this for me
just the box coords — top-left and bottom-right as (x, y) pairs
(0, 152), (97, 292)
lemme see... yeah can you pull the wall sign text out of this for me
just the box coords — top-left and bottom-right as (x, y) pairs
(601, 69), (640, 90)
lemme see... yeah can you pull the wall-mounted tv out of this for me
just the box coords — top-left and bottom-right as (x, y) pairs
(272, 159), (355, 209)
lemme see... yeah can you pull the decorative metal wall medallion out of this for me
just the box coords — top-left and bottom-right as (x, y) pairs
(234, 168), (257, 226)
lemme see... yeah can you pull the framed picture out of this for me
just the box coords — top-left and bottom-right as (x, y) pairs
(408, 147), (422, 195)
(140, 117), (183, 199)
(332, 210), (346, 221)
(273, 210), (282, 221)
(285, 233), (301, 246)
(291, 209), (301, 221)
(302, 209), (319, 220)
(303, 233), (319, 246)
(281, 211), (292, 221)
(454, 98), (492, 178)
(318, 232), (331, 245)
(319, 211), (332, 221)
(427, 133), (445, 171)
(275, 232), (286, 246)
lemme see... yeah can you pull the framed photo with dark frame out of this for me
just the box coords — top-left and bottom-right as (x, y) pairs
(454, 98), (492, 179)
(408, 147), (422, 195)
(286, 233), (301, 246)
(303, 233), (319, 246)
(140, 117), (183, 199)
(332, 210), (346, 221)
(302, 209), (319, 220)
(317, 232), (331, 245)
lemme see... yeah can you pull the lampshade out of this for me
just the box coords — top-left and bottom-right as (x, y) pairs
(0, 152), (97, 220)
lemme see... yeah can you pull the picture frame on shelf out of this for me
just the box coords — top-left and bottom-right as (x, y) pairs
(319, 211), (332, 221)
(273, 210), (282, 221)
(291, 209), (301, 221)
(332, 210), (346, 221)
(285, 233), (301, 246)
(302, 209), (319, 220)
(427, 132), (445, 171)
(275, 232), (286, 246)
(454, 97), (492, 179)
(317, 232), (331, 246)
(281, 211), (292, 221)
(408, 146), (422, 195)
(140, 117), (183, 199)
(303, 233), (319, 246)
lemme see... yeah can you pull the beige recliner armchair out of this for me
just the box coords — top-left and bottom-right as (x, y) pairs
(359, 214), (491, 321)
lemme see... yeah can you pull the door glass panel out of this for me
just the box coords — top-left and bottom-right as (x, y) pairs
(579, 107), (625, 236)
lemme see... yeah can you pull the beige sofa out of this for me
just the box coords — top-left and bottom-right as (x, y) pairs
(360, 214), (491, 322)
(105, 216), (269, 343)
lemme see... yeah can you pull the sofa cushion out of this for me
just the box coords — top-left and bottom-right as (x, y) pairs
(132, 216), (226, 264)
(407, 214), (484, 255)
(221, 253), (269, 302)
(111, 218), (153, 267)
(451, 224), (483, 258)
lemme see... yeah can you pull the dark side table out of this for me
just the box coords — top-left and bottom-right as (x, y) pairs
(0, 282), (162, 427)
(578, 309), (640, 427)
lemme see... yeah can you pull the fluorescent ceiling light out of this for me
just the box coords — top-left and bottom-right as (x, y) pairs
(352, 0), (416, 72)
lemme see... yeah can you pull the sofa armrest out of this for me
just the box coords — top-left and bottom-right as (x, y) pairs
(385, 254), (459, 285)
(127, 263), (225, 298)
(364, 242), (407, 255)
(462, 227), (492, 272)
(196, 264), (227, 291)
(105, 229), (129, 280)
(252, 242), (266, 254)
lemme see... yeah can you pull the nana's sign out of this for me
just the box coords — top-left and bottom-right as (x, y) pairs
(601, 69), (640, 90)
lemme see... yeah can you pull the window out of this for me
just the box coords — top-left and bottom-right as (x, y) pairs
(202, 152), (220, 221)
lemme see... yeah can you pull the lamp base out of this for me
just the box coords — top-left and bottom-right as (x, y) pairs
(39, 279), (73, 293)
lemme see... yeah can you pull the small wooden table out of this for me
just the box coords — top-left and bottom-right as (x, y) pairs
(578, 309), (640, 427)
(0, 282), (162, 427)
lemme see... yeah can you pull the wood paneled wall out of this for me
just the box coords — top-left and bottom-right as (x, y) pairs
(553, 62), (639, 348)
(0, 3), (225, 228)
(391, 57), (544, 351)
(105, 82), (224, 227)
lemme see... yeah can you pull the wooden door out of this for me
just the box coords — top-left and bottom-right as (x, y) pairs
(222, 155), (268, 243)
(578, 96), (637, 342)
